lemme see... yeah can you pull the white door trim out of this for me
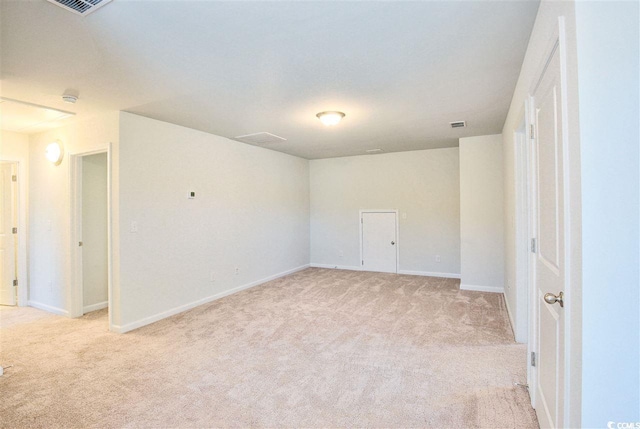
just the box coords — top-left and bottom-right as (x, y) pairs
(69, 144), (113, 330)
(513, 108), (531, 345)
(359, 209), (399, 273)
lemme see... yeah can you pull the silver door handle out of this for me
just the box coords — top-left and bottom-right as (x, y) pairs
(391, 241), (395, 245)
(543, 291), (564, 307)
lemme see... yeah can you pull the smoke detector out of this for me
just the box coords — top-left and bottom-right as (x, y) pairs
(46, 0), (113, 16)
(62, 94), (78, 104)
(450, 121), (466, 129)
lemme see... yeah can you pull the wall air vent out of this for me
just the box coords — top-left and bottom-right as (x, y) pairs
(450, 121), (466, 129)
(234, 132), (287, 146)
(46, 0), (113, 16)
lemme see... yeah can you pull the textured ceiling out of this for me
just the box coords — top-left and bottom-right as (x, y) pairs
(0, 0), (539, 159)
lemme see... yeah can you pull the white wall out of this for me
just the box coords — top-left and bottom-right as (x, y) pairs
(28, 113), (119, 316)
(574, 1), (639, 425)
(310, 148), (460, 276)
(82, 152), (108, 311)
(115, 112), (310, 332)
(459, 134), (504, 293)
(0, 130), (29, 306)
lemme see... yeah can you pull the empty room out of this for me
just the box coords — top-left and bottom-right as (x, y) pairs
(0, 0), (638, 428)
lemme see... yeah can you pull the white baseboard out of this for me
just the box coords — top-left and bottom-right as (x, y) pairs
(83, 301), (108, 313)
(28, 300), (69, 317)
(460, 283), (505, 293)
(397, 270), (461, 279)
(310, 263), (362, 271)
(111, 264), (310, 334)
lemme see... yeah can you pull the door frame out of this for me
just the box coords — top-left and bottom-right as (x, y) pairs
(359, 209), (399, 273)
(513, 97), (539, 406)
(69, 144), (112, 326)
(525, 16), (578, 427)
(513, 105), (532, 346)
(0, 160), (27, 307)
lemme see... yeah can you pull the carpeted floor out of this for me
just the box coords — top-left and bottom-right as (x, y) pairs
(0, 268), (537, 428)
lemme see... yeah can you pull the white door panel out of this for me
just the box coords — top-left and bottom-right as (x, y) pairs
(362, 212), (397, 273)
(0, 163), (17, 306)
(533, 42), (565, 429)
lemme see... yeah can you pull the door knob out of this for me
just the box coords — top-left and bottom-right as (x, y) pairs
(543, 291), (564, 307)
(391, 241), (395, 245)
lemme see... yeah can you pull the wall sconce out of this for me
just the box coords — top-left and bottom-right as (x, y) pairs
(45, 140), (64, 165)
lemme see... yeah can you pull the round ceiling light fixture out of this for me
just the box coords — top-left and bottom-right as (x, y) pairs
(316, 111), (345, 126)
(45, 140), (64, 165)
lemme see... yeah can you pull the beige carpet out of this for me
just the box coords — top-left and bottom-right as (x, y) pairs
(0, 268), (537, 428)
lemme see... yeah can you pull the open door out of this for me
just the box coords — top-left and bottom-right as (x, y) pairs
(0, 162), (17, 306)
(531, 39), (567, 429)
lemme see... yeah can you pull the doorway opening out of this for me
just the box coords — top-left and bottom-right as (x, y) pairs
(360, 210), (398, 274)
(0, 162), (18, 306)
(70, 148), (111, 324)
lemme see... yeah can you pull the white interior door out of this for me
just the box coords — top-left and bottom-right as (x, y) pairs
(0, 163), (17, 306)
(361, 212), (397, 273)
(532, 42), (566, 429)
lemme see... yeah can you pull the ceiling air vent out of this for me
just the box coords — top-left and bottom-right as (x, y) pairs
(46, 0), (113, 16)
(234, 132), (287, 146)
(450, 121), (466, 129)
(366, 149), (384, 154)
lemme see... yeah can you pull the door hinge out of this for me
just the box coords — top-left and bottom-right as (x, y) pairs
(13, 279), (18, 287)
(12, 227), (17, 234)
(362, 260), (364, 266)
(531, 351), (536, 367)
(361, 218), (363, 224)
(79, 241), (83, 247)
(530, 124), (535, 139)
(531, 238), (537, 253)
(11, 175), (17, 182)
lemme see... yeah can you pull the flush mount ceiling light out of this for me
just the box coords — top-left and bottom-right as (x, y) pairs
(45, 140), (64, 165)
(316, 111), (345, 126)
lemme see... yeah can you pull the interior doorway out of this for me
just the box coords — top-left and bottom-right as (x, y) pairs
(0, 162), (17, 306)
(70, 149), (110, 320)
(360, 210), (398, 273)
(81, 153), (108, 314)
